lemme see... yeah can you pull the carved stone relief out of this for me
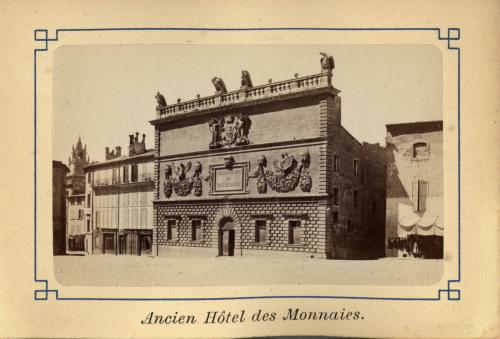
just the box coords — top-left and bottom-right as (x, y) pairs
(250, 151), (312, 194)
(163, 161), (206, 198)
(209, 114), (251, 149)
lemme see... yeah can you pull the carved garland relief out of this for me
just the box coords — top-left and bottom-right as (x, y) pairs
(249, 151), (312, 194)
(163, 161), (209, 198)
(163, 151), (313, 198)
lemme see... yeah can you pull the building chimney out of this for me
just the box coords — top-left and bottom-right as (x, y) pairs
(105, 146), (110, 159)
(115, 146), (121, 156)
(142, 134), (146, 146)
(135, 132), (139, 143)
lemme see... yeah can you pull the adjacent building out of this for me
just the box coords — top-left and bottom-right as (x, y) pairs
(149, 56), (386, 259)
(84, 133), (155, 255)
(65, 137), (90, 254)
(53, 160), (69, 255)
(385, 121), (443, 259)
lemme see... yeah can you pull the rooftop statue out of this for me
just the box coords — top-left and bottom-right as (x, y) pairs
(212, 77), (227, 95)
(320, 52), (335, 73)
(155, 91), (167, 107)
(240, 70), (253, 88)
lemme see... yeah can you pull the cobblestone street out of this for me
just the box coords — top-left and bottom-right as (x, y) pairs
(54, 254), (443, 287)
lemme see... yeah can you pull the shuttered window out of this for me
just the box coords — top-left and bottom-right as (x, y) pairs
(132, 209), (138, 227)
(141, 208), (147, 228)
(412, 180), (428, 212)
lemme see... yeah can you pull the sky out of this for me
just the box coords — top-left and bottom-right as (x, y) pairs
(53, 44), (442, 163)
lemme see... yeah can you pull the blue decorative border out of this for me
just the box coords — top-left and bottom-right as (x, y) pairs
(35, 27), (461, 301)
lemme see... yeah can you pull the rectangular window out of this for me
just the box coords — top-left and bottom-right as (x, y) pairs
(353, 190), (359, 207)
(140, 191), (147, 205)
(131, 191), (138, 205)
(333, 154), (340, 172)
(288, 220), (302, 245)
(122, 191), (129, 206)
(95, 210), (100, 228)
(86, 194), (90, 208)
(255, 220), (267, 243)
(413, 142), (430, 159)
(111, 209), (117, 227)
(140, 163), (147, 181)
(87, 172), (91, 183)
(122, 166), (129, 183)
(87, 219), (90, 233)
(167, 220), (177, 241)
(332, 211), (339, 224)
(131, 209), (138, 227)
(112, 167), (120, 184)
(131, 164), (139, 182)
(191, 220), (202, 241)
(347, 220), (353, 233)
(141, 208), (147, 228)
(123, 209), (129, 228)
(333, 187), (339, 205)
(78, 209), (83, 219)
(412, 180), (428, 212)
(353, 159), (360, 177)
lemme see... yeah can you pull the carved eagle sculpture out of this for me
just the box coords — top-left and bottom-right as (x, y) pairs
(320, 52), (335, 73)
(212, 77), (227, 95)
(155, 91), (167, 107)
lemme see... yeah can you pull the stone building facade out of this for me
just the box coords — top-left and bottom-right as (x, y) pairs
(53, 160), (68, 255)
(65, 136), (90, 254)
(150, 56), (386, 259)
(385, 121), (443, 259)
(84, 133), (155, 256)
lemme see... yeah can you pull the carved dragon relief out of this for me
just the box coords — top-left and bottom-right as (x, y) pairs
(163, 161), (207, 198)
(249, 151), (312, 194)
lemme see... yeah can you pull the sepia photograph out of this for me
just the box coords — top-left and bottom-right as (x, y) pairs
(2, 1), (500, 337)
(52, 44), (444, 287)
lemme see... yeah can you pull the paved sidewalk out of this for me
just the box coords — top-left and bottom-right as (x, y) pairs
(53, 255), (443, 287)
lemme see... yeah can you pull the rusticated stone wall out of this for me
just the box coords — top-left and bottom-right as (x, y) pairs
(153, 200), (331, 258)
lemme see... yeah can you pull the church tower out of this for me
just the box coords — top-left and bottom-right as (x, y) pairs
(66, 136), (90, 195)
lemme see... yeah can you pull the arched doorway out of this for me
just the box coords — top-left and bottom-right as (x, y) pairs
(218, 217), (235, 256)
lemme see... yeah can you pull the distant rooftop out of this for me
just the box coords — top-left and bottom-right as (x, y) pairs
(84, 149), (154, 170)
(386, 120), (443, 137)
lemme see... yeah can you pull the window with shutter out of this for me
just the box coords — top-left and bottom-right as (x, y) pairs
(123, 209), (129, 228)
(141, 208), (147, 227)
(131, 164), (138, 182)
(418, 180), (428, 212)
(132, 209), (138, 227)
(412, 181), (419, 212)
(413, 180), (428, 212)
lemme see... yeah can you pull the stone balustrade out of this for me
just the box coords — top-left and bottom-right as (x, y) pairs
(155, 72), (332, 119)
